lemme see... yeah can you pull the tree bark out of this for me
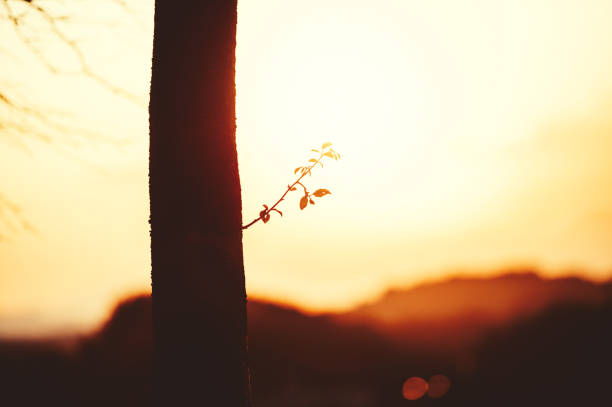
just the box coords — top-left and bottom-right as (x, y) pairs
(149, 1), (250, 405)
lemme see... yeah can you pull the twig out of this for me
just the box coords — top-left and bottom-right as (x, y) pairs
(3, 0), (145, 105)
(242, 143), (339, 230)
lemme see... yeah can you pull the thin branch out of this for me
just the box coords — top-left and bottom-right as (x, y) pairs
(242, 145), (339, 230)
(25, 0), (144, 105)
(3, 0), (58, 72)
(3, 0), (145, 105)
(0, 0), (142, 147)
(1, 90), (68, 134)
(0, 88), (108, 146)
(0, 193), (36, 241)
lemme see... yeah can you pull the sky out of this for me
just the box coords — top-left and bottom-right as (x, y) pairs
(1, 0), (612, 336)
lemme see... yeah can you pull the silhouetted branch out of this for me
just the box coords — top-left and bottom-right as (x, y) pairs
(2, 0), (145, 105)
(242, 143), (340, 230)
(1, 89), (72, 139)
(3, 0), (58, 72)
(0, 193), (35, 240)
(0, 0), (145, 236)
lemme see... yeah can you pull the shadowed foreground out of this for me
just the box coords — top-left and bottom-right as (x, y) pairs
(1, 272), (611, 406)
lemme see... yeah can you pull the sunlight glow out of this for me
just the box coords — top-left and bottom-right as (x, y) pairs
(1, 0), (612, 334)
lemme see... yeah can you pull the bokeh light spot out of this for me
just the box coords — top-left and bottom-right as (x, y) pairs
(402, 376), (428, 400)
(427, 374), (451, 398)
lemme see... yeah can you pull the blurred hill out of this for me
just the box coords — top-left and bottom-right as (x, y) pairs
(346, 272), (610, 323)
(336, 272), (612, 349)
(1, 271), (611, 406)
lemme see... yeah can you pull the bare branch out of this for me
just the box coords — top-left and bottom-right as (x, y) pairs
(2, 0), (145, 105)
(0, 0), (146, 237)
(0, 0), (145, 146)
(0, 193), (36, 241)
(3, 0), (59, 72)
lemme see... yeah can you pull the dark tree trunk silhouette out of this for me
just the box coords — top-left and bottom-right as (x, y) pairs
(149, 1), (250, 405)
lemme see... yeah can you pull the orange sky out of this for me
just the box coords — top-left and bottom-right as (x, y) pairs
(1, 0), (612, 336)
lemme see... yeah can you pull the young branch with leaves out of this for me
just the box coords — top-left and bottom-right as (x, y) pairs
(242, 142), (340, 230)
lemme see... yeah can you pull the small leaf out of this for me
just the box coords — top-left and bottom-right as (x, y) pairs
(294, 167), (302, 174)
(309, 198), (315, 205)
(299, 195), (308, 210)
(263, 204), (269, 210)
(263, 213), (270, 223)
(311, 149), (319, 153)
(318, 162), (324, 168)
(322, 142), (332, 149)
(290, 187), (297, 191)
(308, 158), (317, 163)
(313, 188), (331, 197)
(272, 208), (283, 217)
(324, 151), (334, 159)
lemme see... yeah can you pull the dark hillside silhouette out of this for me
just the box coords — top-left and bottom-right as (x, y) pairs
(346, 272), (608, 323)
(148, 1), (248, 405)
(1, 272), (611, 406)
(337, 272), (611, 349)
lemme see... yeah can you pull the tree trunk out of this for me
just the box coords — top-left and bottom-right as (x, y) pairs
(148, 1), (250, 405)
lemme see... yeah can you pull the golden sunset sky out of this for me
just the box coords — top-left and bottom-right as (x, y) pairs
(1, 0), (611, 336)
